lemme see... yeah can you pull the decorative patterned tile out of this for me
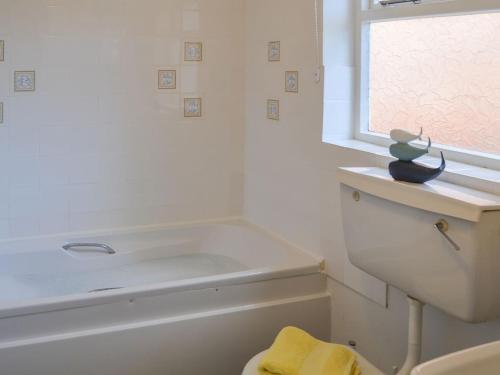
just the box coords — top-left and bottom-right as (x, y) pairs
(184, 42), (203, 62)
(14, 71), (35, 92)
(268, 41), (280, 62)
(285, 71), (299, 93)
(267, 99), (279, 120)
(0, 102), (3, 124)
(184, 97), (202, 117)
(158, 70), (176, 89)
(0, 40), (4, 62)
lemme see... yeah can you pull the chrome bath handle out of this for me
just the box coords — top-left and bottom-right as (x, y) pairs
(434, 220), (460, 251)
(62, 243), (116, 254)
(380, 0), (421, 5)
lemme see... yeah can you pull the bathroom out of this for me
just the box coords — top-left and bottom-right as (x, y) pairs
(1, 0), (500, 374)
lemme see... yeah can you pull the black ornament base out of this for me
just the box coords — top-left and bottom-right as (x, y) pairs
(389, 152), (446, 184)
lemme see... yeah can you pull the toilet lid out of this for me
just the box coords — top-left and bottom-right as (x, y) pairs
(242, 347), (385, 375)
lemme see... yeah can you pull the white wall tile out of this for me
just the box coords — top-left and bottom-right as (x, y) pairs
(0, 0), (245, 238)
(39, 214), (69, 235)
(9, 217), (39, 238)
(38, 126), (71, 155)
(9, 126), (38, 155)
(0, 192), (8, 220)
(0, 157), (8, 190)
(0, 220), (8, 239)
(8, 157), (39, 187)
(8, 187), (40, 218)
(0, 67), (9, 97)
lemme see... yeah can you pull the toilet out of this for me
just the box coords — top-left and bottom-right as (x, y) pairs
(242, 348), (385, 375)
(338, 166), (500, 323)
(242, 166), (500, 375)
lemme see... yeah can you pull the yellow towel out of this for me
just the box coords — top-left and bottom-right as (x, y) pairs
(258, 327), (360, 375)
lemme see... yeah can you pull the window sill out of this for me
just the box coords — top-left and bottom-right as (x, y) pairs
(324, 138), (500, 196)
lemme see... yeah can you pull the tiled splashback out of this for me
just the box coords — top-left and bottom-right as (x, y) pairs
(0, 0), (244, 238)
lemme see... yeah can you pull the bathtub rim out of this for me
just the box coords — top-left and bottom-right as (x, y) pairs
(0, 265), (321, 319)
(0, 217), (324, 319)
(0, 217), (248, 254)
(0, 216), (323, 261)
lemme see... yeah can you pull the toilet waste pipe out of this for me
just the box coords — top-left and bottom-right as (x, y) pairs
(396, 296), (424, 375)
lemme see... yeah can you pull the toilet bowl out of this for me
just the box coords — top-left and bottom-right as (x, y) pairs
(242, 347), (385, 375)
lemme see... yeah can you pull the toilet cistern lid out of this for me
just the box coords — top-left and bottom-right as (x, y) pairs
(337, 167), (500, 222)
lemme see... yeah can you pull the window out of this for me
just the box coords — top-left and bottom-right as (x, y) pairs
(356, 0), (500, 167)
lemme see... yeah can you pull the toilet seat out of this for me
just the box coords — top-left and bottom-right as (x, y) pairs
(242, 347), (385, 375)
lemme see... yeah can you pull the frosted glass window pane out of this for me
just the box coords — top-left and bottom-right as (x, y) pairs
(369, 13), (500, 155)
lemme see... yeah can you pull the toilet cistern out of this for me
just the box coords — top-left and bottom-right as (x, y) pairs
(337, 166), (500, 374)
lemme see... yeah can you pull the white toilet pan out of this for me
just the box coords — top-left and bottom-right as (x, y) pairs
(242, 347), (385, 375)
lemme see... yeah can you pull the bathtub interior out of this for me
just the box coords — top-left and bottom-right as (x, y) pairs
(0, 220), (320, 303)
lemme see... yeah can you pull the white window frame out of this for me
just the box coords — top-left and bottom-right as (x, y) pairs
(354, 0), (500, 170)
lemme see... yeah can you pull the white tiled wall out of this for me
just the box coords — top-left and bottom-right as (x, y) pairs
(244, 0), (385, 305)
(0, 0), (244, 238)
(244, 1), (500, 373)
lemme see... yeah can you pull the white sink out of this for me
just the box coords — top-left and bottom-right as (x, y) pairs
(411, 341), (500, 375)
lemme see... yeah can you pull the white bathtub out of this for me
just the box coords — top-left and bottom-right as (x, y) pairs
(0, 220), (329, 375)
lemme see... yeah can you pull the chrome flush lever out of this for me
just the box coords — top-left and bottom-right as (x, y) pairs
(434, 219), (460, 251)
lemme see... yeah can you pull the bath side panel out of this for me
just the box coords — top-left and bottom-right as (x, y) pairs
(0, 295), (330, 375)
